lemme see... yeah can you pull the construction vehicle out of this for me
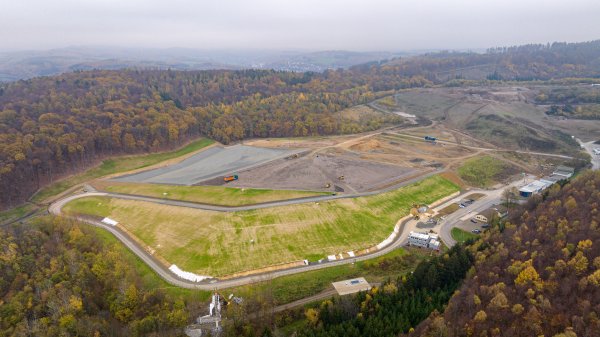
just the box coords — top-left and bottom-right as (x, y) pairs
(223, 175), (238, 182)
(338, 175), (345, 181)
(410, 207), (420, 220)
(424, 136), (437, 142)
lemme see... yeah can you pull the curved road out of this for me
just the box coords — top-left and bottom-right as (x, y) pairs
(49, 173), (529, 290)
(82, 169), (439, 213)
(47, 125), (560, 290)
(50, 190), (425, 289)
(388, 131), (576, 160)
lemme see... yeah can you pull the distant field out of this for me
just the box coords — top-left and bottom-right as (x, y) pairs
(457, 155), (519, 188)
(32, 138), (214, 203)
(93, 181), (329, 206)
(64, 175), (459, 277)
(451, 227), (478, 243)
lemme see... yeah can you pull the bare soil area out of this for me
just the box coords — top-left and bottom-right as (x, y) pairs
(202, 151), (416, 193)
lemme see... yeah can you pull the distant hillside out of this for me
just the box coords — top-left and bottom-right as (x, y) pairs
(261, 50), (402, 72)
(0, 47), (404, 82)
(1, 40), (599, 208)
(413, 170), (600, 337)
(379, 40), (600, 81)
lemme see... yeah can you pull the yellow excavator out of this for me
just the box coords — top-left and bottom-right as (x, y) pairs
(410, 204), (421, 220)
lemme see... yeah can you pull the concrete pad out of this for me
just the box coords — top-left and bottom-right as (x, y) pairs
(112, 145), (301, 185)
(332, 277), (371, 296)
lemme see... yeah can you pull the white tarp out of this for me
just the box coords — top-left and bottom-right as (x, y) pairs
(377, 231), (396, 250)
(101, 217), (118, 226)
(169, 264), (210, 282)
(347, 251), (355, 257)
(327, 255), (337, 261)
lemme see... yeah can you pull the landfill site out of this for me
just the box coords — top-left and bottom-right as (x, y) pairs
(110, 128), (485, 193)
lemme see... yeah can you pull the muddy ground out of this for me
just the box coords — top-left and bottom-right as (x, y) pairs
(201, 151), (417, 193)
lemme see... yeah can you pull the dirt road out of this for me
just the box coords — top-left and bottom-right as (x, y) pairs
(389, 131), (575, 160)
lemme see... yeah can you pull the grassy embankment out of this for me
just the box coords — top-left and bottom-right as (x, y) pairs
(232, 247), (430, 306)
(92, 223), (429, 306)
(451, 227), (478, 243)
(64, 175), (459, 276)
(93, 181), (329, 207)
(0, 203), (38, 224)
(457, 155), (518, 188)
(31, 138), (215, 204)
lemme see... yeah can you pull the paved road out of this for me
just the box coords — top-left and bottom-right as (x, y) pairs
(272, 289), (338, 313)
(77, 169), (440, 213)
(271, 282), (382, 313)
(49, 173), (528, 289)
(437, 178), (531, 247)
(45, 124), (552, 290)
(50, 186), (463, 290)
(578, 139), (600, 170)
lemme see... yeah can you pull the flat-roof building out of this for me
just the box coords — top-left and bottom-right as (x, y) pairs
(553, 166), (574, 179)
(332, 277), (372, 295)
(540, 175), (563, 184)
(519, 180), (552, 198)
(408, 231), (441, 250)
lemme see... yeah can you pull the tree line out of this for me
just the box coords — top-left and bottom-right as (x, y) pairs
(1, 40), (600, 208)
(412, 170), (600, 336)
(0, 69), (422, 208)
(288, 245), (473, 337)
(0, 217), (189, 336)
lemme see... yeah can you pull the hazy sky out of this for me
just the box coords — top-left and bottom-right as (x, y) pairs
(1, 0), (599, 52)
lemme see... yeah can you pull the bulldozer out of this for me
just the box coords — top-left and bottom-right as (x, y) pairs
(410, 203), (422, 220)
(410, 207), (420, 220)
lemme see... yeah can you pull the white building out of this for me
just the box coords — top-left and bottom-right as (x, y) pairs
(519, 180), (552, 198)
(552, 166), (574, 179)
(408, 231), (440, 250)
(428, 239), (441, 250)
(408, 231), (431, 248)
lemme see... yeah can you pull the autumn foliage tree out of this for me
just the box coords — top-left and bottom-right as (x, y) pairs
(413, 170), (600, 337)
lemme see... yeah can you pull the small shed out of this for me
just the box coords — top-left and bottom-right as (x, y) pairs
(475, 209), (498, 223)
(332, 277), (372, 296)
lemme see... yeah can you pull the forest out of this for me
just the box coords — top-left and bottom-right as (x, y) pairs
(1, 40), (600, 208)
(412, 170), (600, 337)
(274, 245), (473, 337)
(0, 217), (189, 336)
(0, 68), (424, 208)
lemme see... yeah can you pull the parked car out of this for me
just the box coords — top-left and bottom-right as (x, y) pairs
(470, 218), (478, 223)
(459, 203), (466, 208)
(471, 229), (482, 234)
(481, 223), (491, 228)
